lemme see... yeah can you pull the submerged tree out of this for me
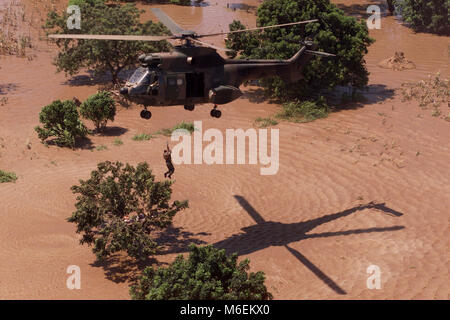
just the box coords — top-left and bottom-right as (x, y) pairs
(225, 0), (374, 101)
(394, 0), (449, 35)
(68, 161), (188, 261)
(44, 0), (172, 84)
(130, 244), (273, 300)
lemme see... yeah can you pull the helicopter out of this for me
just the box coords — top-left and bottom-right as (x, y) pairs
(49, 8), (335, 120)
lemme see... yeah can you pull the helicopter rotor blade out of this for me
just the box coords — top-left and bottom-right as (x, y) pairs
(150, 8), (185, 35)
(305, 50), (336, 57)
(196, 19), (318, 38)
(187, 37), (235, 52)
(48, 34), (175, 41)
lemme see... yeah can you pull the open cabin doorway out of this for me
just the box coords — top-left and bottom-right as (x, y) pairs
(186, 73), (205, 98)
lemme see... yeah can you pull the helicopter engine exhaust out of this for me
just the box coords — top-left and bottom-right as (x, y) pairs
(209, 85), (243, 105)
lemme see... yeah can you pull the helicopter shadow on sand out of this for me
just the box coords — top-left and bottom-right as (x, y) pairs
(213, 195), (404, 295)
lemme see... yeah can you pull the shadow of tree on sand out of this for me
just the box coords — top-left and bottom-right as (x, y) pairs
(63, 71), (112, 87)
(90, 227), (209, 284)
(328, 84), (396, 110)
(40, 136), (94, 150)
(240, 83), (395, 113)
(154, 226), (210, 255)
(94, 126), (129, 137)
(240, 87), (281, 105)
(213, 195), (404, 295)
(90, 254), (159, 285)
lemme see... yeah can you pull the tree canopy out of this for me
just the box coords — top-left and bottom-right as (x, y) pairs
(395, 0), (449, 35)
(130, 244), (273, 300)
(44, 0), (172, 83)
(79, 91), (116, 132)
(225, 0), (374, 101)
(35, 99), (88, 148)
(68, 161), (188, 261)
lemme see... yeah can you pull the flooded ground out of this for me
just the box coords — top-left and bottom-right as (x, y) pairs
(0, 0), (448, 299)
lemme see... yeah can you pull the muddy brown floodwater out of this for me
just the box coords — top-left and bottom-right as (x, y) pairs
(0, 0), (448, 299)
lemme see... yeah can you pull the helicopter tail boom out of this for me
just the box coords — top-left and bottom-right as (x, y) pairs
(226, 45), (317, 85)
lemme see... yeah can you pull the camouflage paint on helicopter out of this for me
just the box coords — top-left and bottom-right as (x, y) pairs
(121, 43), (318, 106)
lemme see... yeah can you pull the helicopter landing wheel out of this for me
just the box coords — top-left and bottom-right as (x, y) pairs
(184, 105), (195, 111)
(213, 110), (222, 118)
(140, 109), (152, 120)
(210, 105), (222, 118)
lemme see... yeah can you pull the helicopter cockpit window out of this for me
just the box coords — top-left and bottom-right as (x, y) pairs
(128, 67), (149, 85)
(128, 67), (152, 96)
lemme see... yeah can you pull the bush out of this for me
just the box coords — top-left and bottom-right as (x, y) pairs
(130, 244), (273, 300)
(254, 117), (279, 128)
(154, 121), (196, 136)
(395, 0), (449, 35)
(276, 99), (329, 122)
(79, 91), (116, 132)
(68, 161), (188, 261)
(0, 170), (18, 183)
(132, 133), (154, 141)
(35, 100), (88, 148)
(113, 138), (123, 146)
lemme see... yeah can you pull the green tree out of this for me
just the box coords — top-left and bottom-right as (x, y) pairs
(44, 0), (172, 84)
(79, 91), (116, 132)
(68, 161), (188, 261)
(395, 0), (449, 35)
(130, 244), (273, 300)
(170, 0), (191, 5)
(225, 20), (261, 59)
(225, 0), (374, 101)
(35, 100), (88, 148)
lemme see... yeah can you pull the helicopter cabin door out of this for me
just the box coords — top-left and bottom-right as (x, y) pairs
(186, 73), (205, 98)
(166, 73), (186, 102)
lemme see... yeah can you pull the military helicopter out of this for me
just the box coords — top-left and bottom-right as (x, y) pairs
(49, 8), (335, 120)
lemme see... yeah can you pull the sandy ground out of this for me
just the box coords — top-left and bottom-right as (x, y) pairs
(0, 0), (449, 299)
